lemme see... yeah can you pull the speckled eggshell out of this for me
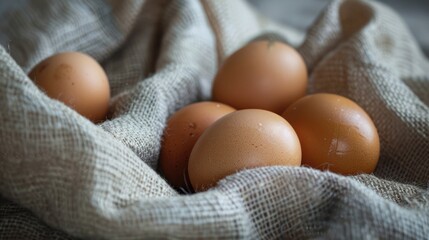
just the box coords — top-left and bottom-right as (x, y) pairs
(29, 51), (110, 123)
(159, 101), (236, 190)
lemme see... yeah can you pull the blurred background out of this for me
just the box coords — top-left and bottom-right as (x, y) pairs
(247, 0), (428, 56)
(1, 0), (428, 56)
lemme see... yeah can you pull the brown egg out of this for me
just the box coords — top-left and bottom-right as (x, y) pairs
(212, 40), (308, 114)
(282, 93), (380, 175)
(29, 52), (110, 123)
(188, 109), (301, 192)
(159, 101), (236, 191)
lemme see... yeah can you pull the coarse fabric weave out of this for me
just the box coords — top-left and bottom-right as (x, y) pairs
(0, 0), (428, 239)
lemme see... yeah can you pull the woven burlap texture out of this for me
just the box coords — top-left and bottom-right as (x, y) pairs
(0, 0), (428, 239)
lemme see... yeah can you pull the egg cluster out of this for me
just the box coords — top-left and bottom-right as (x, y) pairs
(28, 42), (380, 194)
(159, 40), (380, 192)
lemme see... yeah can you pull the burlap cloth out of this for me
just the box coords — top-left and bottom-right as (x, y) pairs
(0, 0), (428, 239)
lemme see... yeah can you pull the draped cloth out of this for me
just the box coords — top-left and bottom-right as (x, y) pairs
(0, 0), (428, 239)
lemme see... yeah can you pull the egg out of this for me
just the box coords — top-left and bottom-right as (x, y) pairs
(282, 93), (380, 175)
(188, 109), (301, 192)
(29, 52), (110, 123)
(159, 101), (236, 191)
(212, 40), (308, 114)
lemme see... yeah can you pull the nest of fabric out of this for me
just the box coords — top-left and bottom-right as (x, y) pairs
(0, 0), (428, 239)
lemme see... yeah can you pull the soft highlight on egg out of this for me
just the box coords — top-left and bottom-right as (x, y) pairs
(188, 109), (301, 192)
(29, 51), (110, 123)
(282, 93), (380, 175)
(212, 40), (308, 114)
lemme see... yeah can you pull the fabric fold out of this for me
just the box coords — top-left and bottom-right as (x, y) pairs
(0, 0), (428, 239)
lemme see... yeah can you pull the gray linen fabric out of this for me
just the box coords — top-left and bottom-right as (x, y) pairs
(0, 0), (428, 239)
